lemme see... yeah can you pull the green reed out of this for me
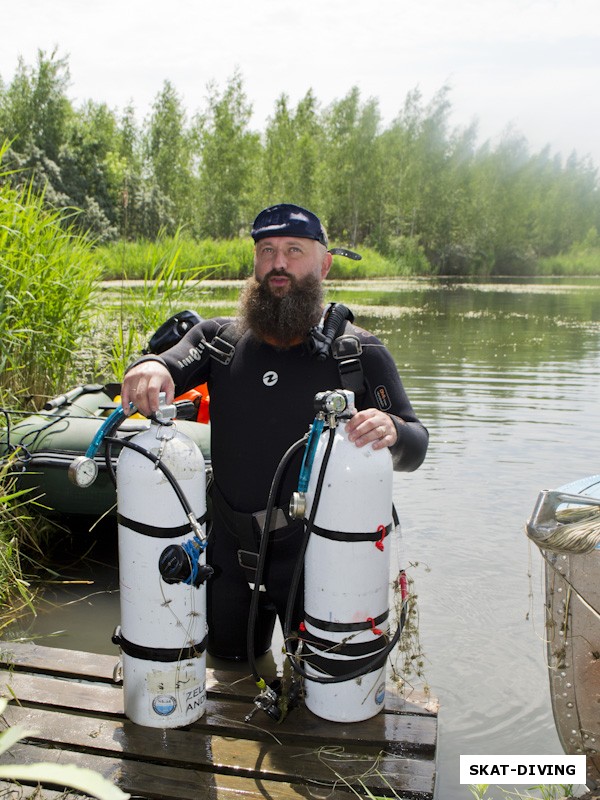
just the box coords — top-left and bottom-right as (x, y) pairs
(95, 234), (405, 282)
(105, 230), (214, 380)
(0, 143), (101, 408)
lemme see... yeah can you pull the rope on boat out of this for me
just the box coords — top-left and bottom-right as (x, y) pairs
(528, 505), (600, 554)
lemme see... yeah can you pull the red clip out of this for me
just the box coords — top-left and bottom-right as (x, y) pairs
(366, 617), (383, 636)
(375, 524), (386, 551)
(399, 570), (409, 601)
(299, 621), (306, 632)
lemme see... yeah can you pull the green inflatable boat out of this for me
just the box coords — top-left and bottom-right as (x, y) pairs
(0, 383), (211, 518)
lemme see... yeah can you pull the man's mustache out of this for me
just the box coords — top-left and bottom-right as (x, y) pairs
(262, 269), (296, 284)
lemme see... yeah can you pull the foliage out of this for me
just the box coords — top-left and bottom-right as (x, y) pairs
(0, 50), (599, 273)
(0, 454), (38, 631)
(105, 230), (213, 380)
(193, 70), (261, 238)
(95, 235), (404, 281)
(0, 142), (101, 408)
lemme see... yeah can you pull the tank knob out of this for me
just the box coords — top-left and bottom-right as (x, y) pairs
(159, 544), (213, 587)
(289, 492), (306, 520)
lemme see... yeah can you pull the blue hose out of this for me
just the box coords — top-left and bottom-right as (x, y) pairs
(297, 417), (325, 493)
(85, 405), (130, 458)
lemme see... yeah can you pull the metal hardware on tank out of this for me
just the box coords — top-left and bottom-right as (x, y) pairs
(292, 389), (395, 723)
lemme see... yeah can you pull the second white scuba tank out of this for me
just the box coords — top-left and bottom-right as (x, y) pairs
(291, 390), (394, 722)
(113, 400), (209, 728)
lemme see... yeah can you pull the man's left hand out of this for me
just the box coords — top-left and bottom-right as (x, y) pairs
(346, 409), (400, 450)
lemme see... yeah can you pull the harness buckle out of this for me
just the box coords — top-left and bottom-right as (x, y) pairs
(204, 336), (236, 365)
(332, 334), (362, 360)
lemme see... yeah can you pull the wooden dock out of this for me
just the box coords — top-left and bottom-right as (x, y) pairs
(0, 642), (437, 800)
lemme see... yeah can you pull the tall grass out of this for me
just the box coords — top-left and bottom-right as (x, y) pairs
(0, 143), (102, 408)
(0, 453), (54, 632)
(0, 142), (101, 626)
(105, 230), (215, 379)
(97, 233), (255, 280)
(94, 235), (408, 281)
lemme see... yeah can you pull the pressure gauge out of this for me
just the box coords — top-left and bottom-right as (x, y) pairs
(68, 455), (99, 488)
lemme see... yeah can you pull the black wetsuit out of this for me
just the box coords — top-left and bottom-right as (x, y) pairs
(138, 317), (428, 659)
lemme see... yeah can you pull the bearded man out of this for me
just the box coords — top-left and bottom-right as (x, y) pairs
(121, 204), (428, 660)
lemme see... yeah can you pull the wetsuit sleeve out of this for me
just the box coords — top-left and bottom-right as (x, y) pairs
(356, 333), (429, 472)
(126, 319), (225, 395)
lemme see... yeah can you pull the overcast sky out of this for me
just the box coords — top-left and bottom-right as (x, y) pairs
(1, 0), (599, 166)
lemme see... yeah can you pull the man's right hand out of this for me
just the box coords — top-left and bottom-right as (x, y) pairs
(120, 361), (175, 418)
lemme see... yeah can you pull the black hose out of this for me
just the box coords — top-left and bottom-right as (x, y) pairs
(104, 436), (195, 519)
(246, 435), (308, 686)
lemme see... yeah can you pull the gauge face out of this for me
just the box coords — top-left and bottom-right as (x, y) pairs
(68, 456), (98, 488)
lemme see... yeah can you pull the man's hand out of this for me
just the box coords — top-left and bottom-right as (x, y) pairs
(120, 361), (175, 418)
(346, 408), (400, 450)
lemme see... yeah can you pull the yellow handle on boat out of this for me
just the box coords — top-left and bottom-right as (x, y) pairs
(113, 395), (146, 420)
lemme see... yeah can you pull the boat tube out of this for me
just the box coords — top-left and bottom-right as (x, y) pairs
(0, 383), (210, 517)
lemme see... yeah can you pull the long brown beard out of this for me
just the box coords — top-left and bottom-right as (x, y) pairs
(236, 271), (324, 347)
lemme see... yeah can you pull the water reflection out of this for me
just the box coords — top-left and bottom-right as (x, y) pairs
(14, 277), (600, 799)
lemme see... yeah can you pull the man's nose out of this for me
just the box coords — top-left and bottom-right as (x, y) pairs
(273, 249), (288, 270)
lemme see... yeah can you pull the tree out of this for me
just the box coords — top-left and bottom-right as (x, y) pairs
(259, 89), (324, 212)
(194, 71), (260, 238)
(320, 87), (382, 245)
(0, 48), (72, 163)
(145, 80), (195, 232)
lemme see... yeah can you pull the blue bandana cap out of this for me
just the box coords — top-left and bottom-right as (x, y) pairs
(251, 204), (328, 247)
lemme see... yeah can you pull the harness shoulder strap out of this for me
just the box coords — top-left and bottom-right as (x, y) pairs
(331, 321), (367, 398)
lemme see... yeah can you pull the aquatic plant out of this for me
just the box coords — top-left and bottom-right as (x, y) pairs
(104, 230), (213, 380)
(0, 141), (101, 408)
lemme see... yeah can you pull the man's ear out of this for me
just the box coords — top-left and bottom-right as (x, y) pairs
(321, 251), (333, 279)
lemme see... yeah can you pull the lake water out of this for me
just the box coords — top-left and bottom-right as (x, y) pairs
(14, 276), (600, 799)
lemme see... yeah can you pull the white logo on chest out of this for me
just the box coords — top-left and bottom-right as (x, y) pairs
(262, 370), (279, 387)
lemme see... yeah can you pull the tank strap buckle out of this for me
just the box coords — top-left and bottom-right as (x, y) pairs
(237, 549), (267, 591)
(204, 336), (236, 365)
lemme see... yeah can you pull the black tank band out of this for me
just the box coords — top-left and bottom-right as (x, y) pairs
(117, 512), (206, 539)
(302, 647), (388, 678)
(309, 522), (392, 542)
(304, 608), (389, 633)
(112, 626), (207, 662)
(301, 629), (388, 657)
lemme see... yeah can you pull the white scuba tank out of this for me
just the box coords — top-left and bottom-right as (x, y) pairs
(114, 411), (208, 728)
(300, 390), (394, 722)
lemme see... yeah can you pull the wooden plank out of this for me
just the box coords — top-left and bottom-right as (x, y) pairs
(2, 743), (366, 800)
(0, 642), (118, 683)
(0, 642), (437, 799)
(0, 642), (437, 714)
(0, 670), (436, 756)
(3, 705), (435, 797)
(0, 670), (124, 716)
(0, 781), (86, 799)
